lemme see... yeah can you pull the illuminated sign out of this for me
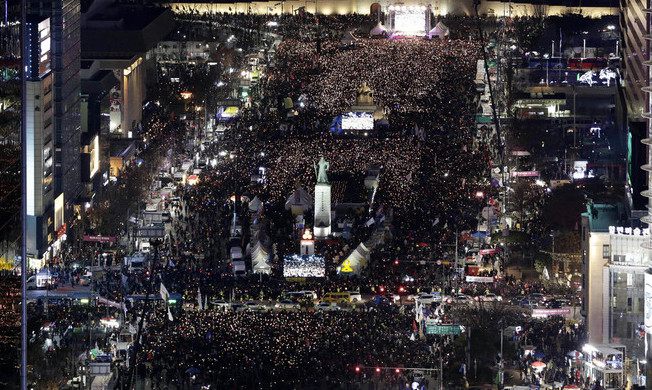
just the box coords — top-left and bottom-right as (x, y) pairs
(645, 272), (652, 332)
(89, 135), (99, 178)
(341, 112), (373, 130)
(56, 223), (67, 239)
(83, 235), (117, 243)
(340, 259), (354, 273)
(54, 193), (64, 232)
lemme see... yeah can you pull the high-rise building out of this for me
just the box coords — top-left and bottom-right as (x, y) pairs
(23, 16), (58, 268)
(28, 0), (83, 226)
(25, 0), (82, 267)
(621, 0), (650, 213)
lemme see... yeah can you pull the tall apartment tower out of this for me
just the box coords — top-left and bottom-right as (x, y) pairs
(622, 0), (650, 212)
(23, 16), (56, 268)
(28, 0), (82, 226)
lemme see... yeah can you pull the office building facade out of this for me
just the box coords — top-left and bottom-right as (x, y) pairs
(28, 0), (83, 223)
(23, 16), (60, 268)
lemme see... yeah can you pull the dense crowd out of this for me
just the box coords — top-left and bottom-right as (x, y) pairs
(143, 307), (433, 388)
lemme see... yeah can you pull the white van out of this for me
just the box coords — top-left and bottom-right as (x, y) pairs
(27, 270), (56, 290)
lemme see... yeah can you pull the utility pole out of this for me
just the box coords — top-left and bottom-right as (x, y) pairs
(499, 327), (504, 388)
(20, 0), (28, 385)
(440, 339), (444, 390)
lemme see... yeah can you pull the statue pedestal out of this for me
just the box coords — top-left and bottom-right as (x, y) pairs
(350, 104), (377, 113)
(314, 183), (332, 239)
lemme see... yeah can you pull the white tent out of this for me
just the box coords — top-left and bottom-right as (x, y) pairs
(248, 196), (262, 213)
(337, 243), (370, 275)
(341, 31), (356, 46)
(428, 21), (450, 39)
(285, 186), (313, 214)
(252, 241), (272, 274)
(370, 22), (388, 37)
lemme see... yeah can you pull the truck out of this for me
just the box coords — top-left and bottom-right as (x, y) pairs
(230, 246), (246, 277)
(26, 269), (56, 290)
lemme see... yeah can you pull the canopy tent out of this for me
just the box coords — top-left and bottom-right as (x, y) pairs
(253, 260), (271, 274)
(370, 22), (388, 37)
(248, 196), (262, 213)
(337, 243), (370, 275)
(285, 186), (313, 215)
(428, 21), (450, 39)
(251, 241), (272, 274)
(341, 31), (356, 46)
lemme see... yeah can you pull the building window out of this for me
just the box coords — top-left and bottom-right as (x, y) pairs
(613, 318), (618, 335)
(602, 245), (610, 259)
(627, 322), (633, 339)
(627, 297), (633, 311)
(627, 273), (633, 287)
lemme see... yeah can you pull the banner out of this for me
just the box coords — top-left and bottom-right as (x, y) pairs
(531, 308), (571, 318)
(83, 235), (117, 243)
(425, 323), (462, 335)
(511, 171), (540, 178)
(479, 248), (499, 255)
(465, 276), (494, 283)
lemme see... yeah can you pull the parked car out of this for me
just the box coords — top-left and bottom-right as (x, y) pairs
(519, 298), (538, 309)
(475, 293), (502, 302)
(416, 293), (441, 305)
(446, 294), (472, 304)
(274, 300), (301, 311)
(315, 302), (341, 311)
(210, 299), (231, 311)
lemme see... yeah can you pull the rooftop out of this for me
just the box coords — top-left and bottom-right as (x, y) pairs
(582, 202), (623, 233)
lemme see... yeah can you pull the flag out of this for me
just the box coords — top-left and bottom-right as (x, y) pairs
(167, 307), (174, 321)
(160, 282), (170, 302)
(365, 217), (375, 227)
(197, 287), (203, 310)
(168, 259), (175, 268)
(204, 295), (208, 311)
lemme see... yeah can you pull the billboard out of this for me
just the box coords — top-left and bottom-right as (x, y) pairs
(283, 254), (325, 278)
(341, 112), (373, 131)
(389, 5), (428, 36)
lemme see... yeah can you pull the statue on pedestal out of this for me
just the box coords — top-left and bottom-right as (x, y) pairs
(356, 82), (374, 106)
(314, 157), (330, 184)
